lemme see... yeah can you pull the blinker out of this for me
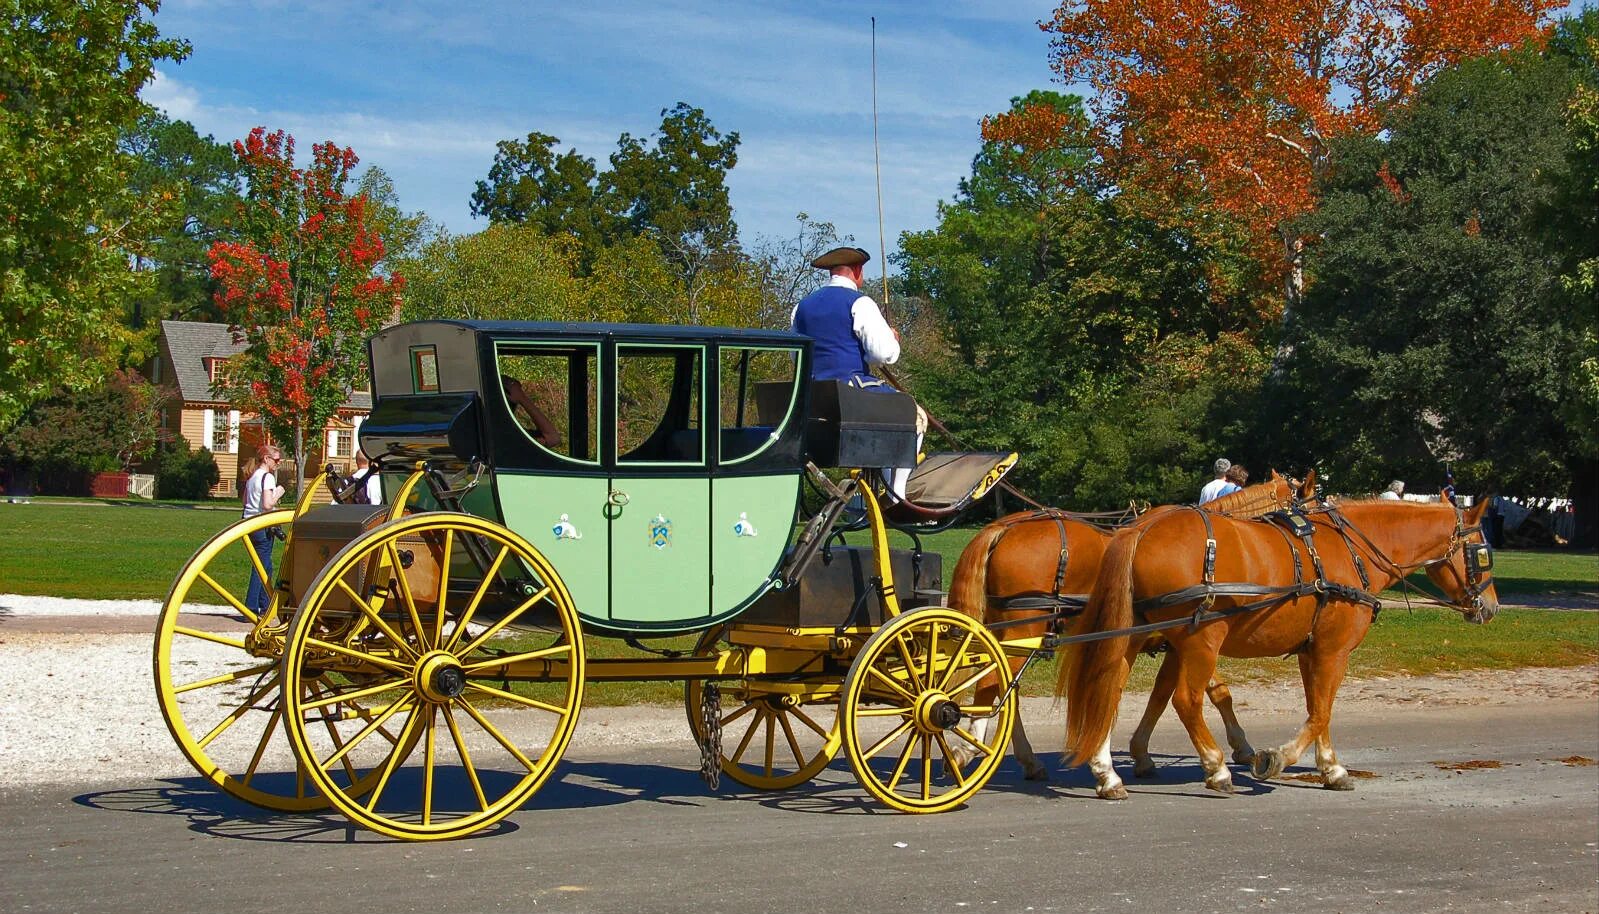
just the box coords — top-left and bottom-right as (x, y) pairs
(1466, 542), (1493, 574)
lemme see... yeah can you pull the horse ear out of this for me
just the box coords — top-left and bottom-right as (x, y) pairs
(1466, 498), (1490, 523)
(1301, 468), (1317, 496)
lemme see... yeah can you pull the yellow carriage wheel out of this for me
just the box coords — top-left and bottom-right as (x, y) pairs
(280, 512), (585, 840)
(154, 509), (330, 810)
(839, 607), (1016, 813)
(684, 625), (841, 790)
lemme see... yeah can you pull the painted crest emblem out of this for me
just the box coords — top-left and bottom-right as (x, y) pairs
(552, 513), (582, 541)
(732, 512), (758, 538)
(649, 513), (673, 549)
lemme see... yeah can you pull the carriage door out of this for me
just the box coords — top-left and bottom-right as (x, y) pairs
(607, 344), (711, 628)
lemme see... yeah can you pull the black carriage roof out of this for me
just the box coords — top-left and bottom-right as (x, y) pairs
(409, 319), (808, 346)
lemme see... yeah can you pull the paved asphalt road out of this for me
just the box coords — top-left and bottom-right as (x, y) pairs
(2, 700), (1595, 914)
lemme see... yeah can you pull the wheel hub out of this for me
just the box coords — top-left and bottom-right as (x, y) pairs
(912, 691), (963, 734)
(415, 651), (468, 703)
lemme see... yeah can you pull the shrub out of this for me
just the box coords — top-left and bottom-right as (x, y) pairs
(156, 436), (220, 500)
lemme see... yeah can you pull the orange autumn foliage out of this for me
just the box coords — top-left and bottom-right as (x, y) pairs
(1025, 0), (1559, 286)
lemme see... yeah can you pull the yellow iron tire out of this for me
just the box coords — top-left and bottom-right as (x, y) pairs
(839, 606), (1015, 813)
(684, 625), (841, 790)
(280, 512), (585, 840)
(154, 509), (337, 810)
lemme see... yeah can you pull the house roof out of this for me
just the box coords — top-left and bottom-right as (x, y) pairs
(161, 320), (372, 412)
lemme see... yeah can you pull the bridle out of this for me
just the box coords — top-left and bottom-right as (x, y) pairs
(1322, 499), (1497, 621)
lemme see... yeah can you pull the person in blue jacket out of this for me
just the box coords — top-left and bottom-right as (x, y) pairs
(791, 246), (920, 496)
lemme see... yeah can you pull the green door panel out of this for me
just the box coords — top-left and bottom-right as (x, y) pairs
(712, 474), (800, 615)
(608, 477), (710, 626)
(496, 473), (611, 621)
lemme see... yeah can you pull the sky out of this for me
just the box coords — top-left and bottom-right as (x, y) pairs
(141, 0), (1066, 261)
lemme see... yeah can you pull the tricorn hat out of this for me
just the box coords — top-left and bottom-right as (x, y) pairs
(811, 246), (871, 269)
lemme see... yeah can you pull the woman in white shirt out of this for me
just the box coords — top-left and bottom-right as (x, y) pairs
(242, 445), (286, 613)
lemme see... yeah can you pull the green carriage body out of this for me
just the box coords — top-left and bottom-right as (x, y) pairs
(359, 319), (813, 635)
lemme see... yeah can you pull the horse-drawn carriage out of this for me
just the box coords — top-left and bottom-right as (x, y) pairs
(154, 319), (1026, 840)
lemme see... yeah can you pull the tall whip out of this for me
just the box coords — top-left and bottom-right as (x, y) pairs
(871, 16), (889, 311)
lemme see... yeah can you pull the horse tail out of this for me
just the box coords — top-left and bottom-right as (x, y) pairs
(948, 522), (1007, 624)
(1058, 524), (1143, 767)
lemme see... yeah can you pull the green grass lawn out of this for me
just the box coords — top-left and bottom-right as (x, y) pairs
(3, 501), (1593, 707)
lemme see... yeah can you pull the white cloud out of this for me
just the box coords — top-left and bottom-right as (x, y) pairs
(142, 70), (202, 121)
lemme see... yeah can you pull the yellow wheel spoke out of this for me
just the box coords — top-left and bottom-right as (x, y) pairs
(893, 634), (926, 692)
(422, 705), (438, 825)
(174, 661), (274, 695)
(172, 625), (249, 652)
(464, 681), (569, 716)
(926, 623), (940, 691)
(861, 718), (915, 761)
(788, 704), (830, 739)
(434, 529), (454, 647)
(197, 570), (256, 622)
(730, 708), (763, 764)
(443, 706), (488, 813)
(943, 661), (1000, 700)
(457, 697), (537, 771)
(336, 578), (421, 661)
(936, 734), (967, 787)
(309, 681), (362, 787)
(458, 640), (567, 674)
(298, 676), (409, 711)
(936, 630), (976, 692)
(386, 541), (432, 652)
(949, 723), (997, 756)
(777, 710), (806, 769)
(319, 692), (414, 771)
(363, 708), (424, 813)
(443, 545), (510, 653)
(303, 636), (413, 675)
(920, 735), (933, 801)
(720, 701), (757, 730)
(241, 707), (283, 786)
(854, 706), (914, 718)
(866, 664), (919, 704)
(456, 586), (553, 658)
(196, 676), (278, 749)
(886, 730), (918, 792)
(763, 711), (776, 776)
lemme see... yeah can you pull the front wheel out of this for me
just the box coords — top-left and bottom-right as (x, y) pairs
(280, 512), (585, 840)
(839, 607), (1016, 813)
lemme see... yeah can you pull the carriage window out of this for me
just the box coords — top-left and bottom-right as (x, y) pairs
(617, 345), (703, 464)
(718, 346), (799, 463)
(496, 344), (599, 463)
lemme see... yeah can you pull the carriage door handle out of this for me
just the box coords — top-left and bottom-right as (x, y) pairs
(606, 489), (631, 518)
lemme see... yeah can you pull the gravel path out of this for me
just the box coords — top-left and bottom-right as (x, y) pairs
(2, 590), (1594, 790)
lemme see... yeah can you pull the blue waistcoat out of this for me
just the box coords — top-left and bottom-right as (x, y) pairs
(793, 285), (871, 384)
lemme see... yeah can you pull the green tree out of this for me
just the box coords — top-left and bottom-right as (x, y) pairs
(470, 132), (601, 239)
(120, 110), (242, 326)
(0, 0), (190, 430)
(899, 91), (1269, 507)
(1273, 17), (1597, 542)
(356, 165), (433, 274)
(3, 369), (168, 489)
(399, 223), (592, 322)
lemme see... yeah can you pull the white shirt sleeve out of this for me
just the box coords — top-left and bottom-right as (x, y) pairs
(850, 295), (900, 366)
(365, 473), (383, 505)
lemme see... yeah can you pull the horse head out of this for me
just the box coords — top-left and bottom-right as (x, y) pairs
(1420, 498), (1499, 624)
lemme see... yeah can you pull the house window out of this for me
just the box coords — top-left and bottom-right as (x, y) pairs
(328, 428), (354, 458)
(210, 411), (231, 452)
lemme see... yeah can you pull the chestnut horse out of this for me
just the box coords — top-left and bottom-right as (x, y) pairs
(1060, 497), (1497, 798)
(947, 471), (1313, 780)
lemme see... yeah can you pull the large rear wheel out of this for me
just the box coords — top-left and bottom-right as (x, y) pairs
(280, 512), (584, 840)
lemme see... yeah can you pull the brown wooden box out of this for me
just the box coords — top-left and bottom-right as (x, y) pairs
(738, 545), (943, 629)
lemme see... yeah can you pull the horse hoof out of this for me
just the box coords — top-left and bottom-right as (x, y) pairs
(1132, 761), (1157, 779)
(1251, 749), (1286, 781)
(1023, 765), (1050, 782)
(1233, 747), (1257, 766)
(1097, 783), (1129, 800)
(1206, 777), (1235, 795)
(1325, 775), (1356, 791)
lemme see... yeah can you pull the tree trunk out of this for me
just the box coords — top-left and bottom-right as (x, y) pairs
(293, 421), (306, 508)
(1568, 455), (1599, 551)
(1270, 233), (1305, 371)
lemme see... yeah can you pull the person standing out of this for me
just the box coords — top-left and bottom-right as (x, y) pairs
(1380, 480), (1405, 500)
(241, 444), (286, 614)
(1198, 458), (1233, 504)
(354, 451), (383, 505)
(791, 245), (921, 497)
